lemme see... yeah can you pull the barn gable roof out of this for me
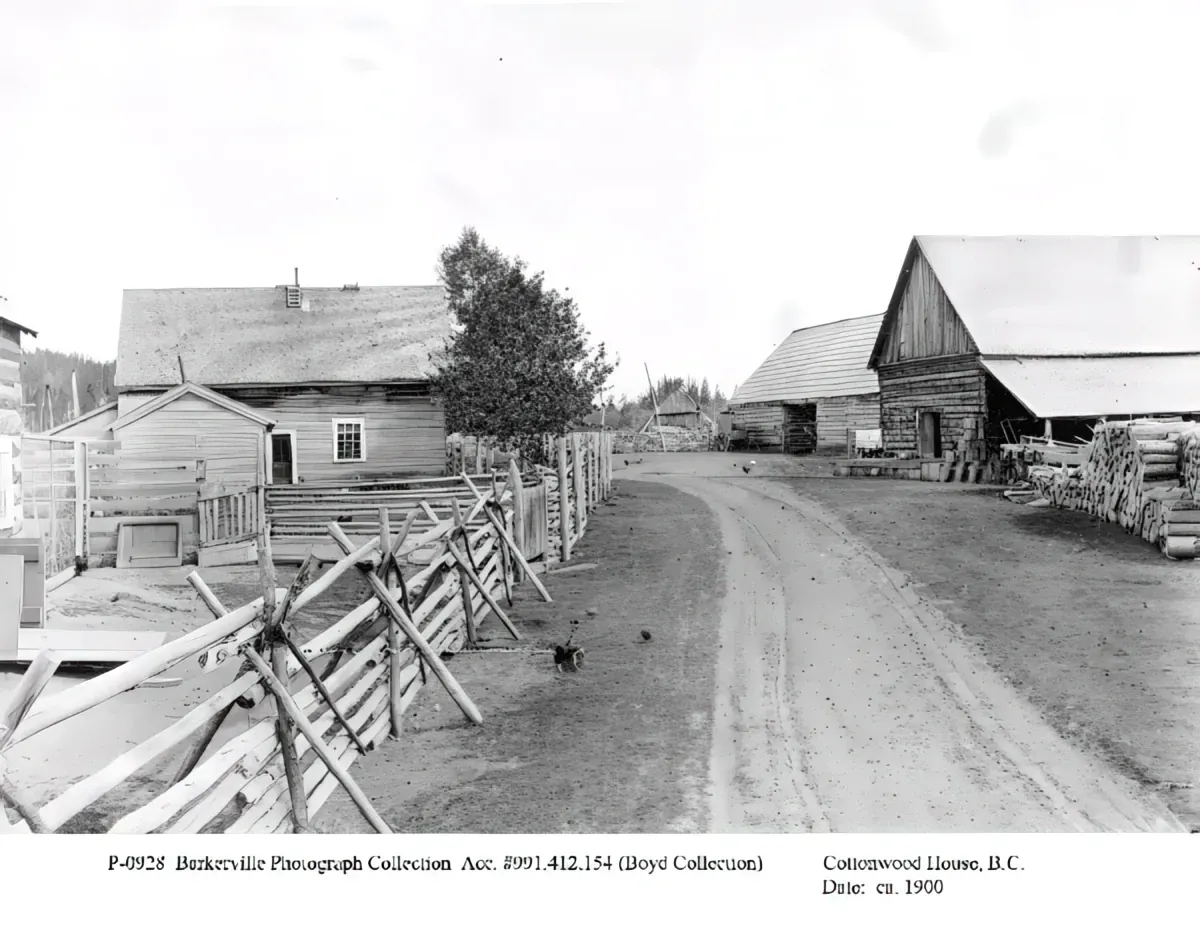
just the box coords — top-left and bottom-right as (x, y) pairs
(869, 235), (1200, 368)
(731, 314), (882, 405)
(110, 381), (276, 431)
(116, 285), (451, 389)
(656, 388), (701, 415)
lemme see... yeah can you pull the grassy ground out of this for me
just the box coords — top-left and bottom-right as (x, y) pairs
(313, 479), (724, 834)
(778, 476), (1200, 828)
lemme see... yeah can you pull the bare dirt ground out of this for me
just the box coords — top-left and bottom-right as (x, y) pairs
(8, 450), (1194, 833)
(313, 480), (723, 833)
(622, 451), (1193, 832)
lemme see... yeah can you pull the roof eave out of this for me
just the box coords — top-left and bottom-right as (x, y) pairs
(116, 377), (435, 391)
(867, 237), (921, 371)
(0, 316), (39, 338)
(45, 400), (118, 435)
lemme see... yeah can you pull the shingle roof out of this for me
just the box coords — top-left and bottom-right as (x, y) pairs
(656, 388), (701, 415)
(116, 285), (451, 388)
(731, 314), (883, 405)
(982, 355), (1200, 418)
(879, 236), (1200, 361)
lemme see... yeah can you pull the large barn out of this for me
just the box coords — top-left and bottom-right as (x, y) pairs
(868, 236), (1200, 460)
(728, 314), (883, 452)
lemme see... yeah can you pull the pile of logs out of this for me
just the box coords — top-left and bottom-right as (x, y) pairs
(613, 427), (712, 454)
(1030, 418), (1200, 559)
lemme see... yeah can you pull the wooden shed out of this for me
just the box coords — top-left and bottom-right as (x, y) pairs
(641, 388), (714, 432)
(869, 236), (1200, 462)
(728, 314), (882, 453)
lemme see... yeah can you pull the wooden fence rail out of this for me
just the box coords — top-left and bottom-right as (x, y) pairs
(0, 482), (530, 834)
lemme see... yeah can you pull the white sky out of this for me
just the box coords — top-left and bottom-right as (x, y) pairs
(3, 0), (1200, 402)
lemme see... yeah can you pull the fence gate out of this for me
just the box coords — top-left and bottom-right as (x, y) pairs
(198, 486), (261, 567)
(19, 435), (81, 576)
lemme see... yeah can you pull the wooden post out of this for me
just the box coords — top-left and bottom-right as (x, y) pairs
(492, 471), (514, 603)
(846, 428), (854, 459)
(326, 524), (484, 725)
(47, 440), (57, 572)
(380, 508), (403, 738)
(73, 441), (85, 559)
(257, 523), (309, 834)
(644, 363), (668, 452)
(507, 459), (526, 582)
(71, 371), (80, 421)
(244, 648), (393, 835)
(557, 436), (571, 562)
(572, 432), (585, 541)
(450, 502), (477, 647)
(474, 438), (484, 475)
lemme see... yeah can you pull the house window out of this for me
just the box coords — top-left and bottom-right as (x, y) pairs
(332, 418), (365, 463)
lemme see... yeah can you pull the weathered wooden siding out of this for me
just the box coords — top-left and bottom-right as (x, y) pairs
(0, 322), (23, 434)
(733, 395), (881, 451)
(117, 392), (158, 418)
(730, 403), (784, 449)
(816, 393), (880, 448)
(877, 356), (987, 456)
(222, 385), (446, 480)
(113, 394), (264, 488)
(878, 250), (978, 364)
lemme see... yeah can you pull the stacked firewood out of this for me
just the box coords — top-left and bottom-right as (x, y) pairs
(1031, 418), (1200, 558)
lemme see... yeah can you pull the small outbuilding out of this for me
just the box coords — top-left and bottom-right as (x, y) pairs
(727, 314), (883, 453)
(642, 388), (714, 432)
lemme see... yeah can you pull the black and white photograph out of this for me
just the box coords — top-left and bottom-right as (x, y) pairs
(0, 1), (1196, 894)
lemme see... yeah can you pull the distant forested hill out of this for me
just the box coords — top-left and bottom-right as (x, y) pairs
(21, 348), (116, 432)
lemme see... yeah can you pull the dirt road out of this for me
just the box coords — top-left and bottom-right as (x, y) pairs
(620, 454), (1185, 833)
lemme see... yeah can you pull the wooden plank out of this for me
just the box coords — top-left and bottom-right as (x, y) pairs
(0, 555), (22, 658)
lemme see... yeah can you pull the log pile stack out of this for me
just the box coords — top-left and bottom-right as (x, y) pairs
(1030, 418), (1200, 559)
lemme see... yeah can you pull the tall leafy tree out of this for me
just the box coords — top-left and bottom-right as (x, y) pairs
(432, 227), (615, 462)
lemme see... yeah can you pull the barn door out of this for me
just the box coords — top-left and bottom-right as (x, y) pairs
(782, 404), (817, 455)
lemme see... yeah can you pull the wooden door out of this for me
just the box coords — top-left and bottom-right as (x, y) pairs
(919, 411), (942, 458)
(270, 433), (296, 484)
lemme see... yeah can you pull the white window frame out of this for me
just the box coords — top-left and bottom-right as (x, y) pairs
(332, 417), (366, 463)
(266, 430), (299, 485)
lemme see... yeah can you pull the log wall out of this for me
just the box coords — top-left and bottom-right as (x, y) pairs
(730, 403), (784, 449)
(877, 355), (988, 457)
(731, 395), (881, 452)
(816, 394), (881, 449)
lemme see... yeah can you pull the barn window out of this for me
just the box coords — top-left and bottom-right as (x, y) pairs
(332, 417), (366, 462)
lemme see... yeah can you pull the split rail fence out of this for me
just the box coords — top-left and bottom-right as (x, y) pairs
(0, 433), (613, 834)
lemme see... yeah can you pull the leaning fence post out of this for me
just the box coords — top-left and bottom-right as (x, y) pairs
(256, 521), (310, 834)
(508, 459), (526, 581)
(572, 432), (585, 541)
(557, 436), (571, 562)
